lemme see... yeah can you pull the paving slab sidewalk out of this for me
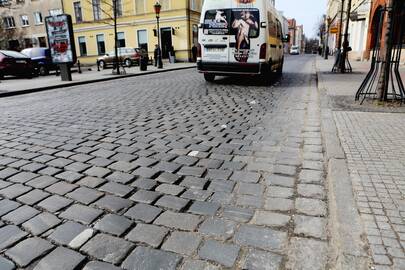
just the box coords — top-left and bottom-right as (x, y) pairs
(317, 56), (405, 270)
(0, 62), (195, 97)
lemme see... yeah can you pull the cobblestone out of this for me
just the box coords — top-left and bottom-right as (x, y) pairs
(0, 57), (331, 269)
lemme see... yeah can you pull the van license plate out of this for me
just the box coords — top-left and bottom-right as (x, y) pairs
(16, 60), (26, 64)
(206, 47), (225, 53)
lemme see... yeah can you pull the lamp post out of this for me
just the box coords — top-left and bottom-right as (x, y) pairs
(154, 1), (163, 69)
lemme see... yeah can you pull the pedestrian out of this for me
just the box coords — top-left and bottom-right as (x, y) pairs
(154, 44), (161, 67)
(192, 44), (198, 62)
(168, 45), (175, 63)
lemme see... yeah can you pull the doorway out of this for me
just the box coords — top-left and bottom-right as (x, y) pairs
(161, 27), (172, 58)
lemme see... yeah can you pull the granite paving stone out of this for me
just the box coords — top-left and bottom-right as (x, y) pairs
(60, 204), (103, 225)
(0, 225), (28, 249)
(154, 211), (201, 231)
(5, 237), (54, 267)
(37, 195), (73, 212)
(162, 231), (202, 256)
(92, 195), (132, 212)
(125, 223), (169, 248)
(2, 205), (40, 225)
(94, 214), (133, 236)
(125, 203), (162, 223)
(22, 212), (61, 235)
(198, 240), (240, 268)
(0, 256), (15, 270)
(122, 246), (182, 270)
(83, 261), (122, 270)
(16, 189), (50, 205)
(33, 247), (85, 270)
(241, 249), (283, 270)
(80, 233), (134, 264)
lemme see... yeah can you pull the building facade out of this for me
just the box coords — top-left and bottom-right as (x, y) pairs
(62, 0), (203, 64)
(0, 0), (63, 50)
(326, 0), (343, 52)
(348, 0), (371, 61)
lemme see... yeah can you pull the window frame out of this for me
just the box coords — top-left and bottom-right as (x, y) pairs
(73, 1), (83, 23)
(78, 36), (87, 56)
(20, 14), (29, 27)
(33, 11), (43, 25)
(96, 34), (106, 55)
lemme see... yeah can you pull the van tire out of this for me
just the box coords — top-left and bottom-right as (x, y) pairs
(124, 59), (132, 67)
(276, 59), (283, 75)
(204, 74), (215, 82)
(39, 66), (49, 76)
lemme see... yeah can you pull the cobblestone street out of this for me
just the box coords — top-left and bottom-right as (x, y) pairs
(0, 56), (329, 270)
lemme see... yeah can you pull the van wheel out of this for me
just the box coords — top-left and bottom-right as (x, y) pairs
(276, 60), (284, 75)
(98, 60), (106, 69)
(204, 74), (215, 82)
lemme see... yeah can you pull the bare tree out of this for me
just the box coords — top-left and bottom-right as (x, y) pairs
(85, 0), (132, 74)
(376, 0), (394, 100)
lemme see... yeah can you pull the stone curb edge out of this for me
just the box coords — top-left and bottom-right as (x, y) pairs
(315, 58), (371, 270)
(0, 65), (196, 98)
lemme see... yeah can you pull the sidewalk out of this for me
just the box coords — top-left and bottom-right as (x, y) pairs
(316, 56), (405, 270)
(0, 62), (195, 97)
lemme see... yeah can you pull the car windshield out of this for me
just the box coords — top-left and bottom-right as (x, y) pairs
(203, 8), (260, 38)
(292, 46), (299, 50)
(0, 50), (28, 58)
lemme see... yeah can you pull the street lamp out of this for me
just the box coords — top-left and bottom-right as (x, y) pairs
(154, 1), (163, 69)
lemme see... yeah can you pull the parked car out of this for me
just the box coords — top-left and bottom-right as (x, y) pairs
(21, 47), (58, 76)
(0, 50), (36, 79)
(290, 45), (300, 55)
(97, 48), (142, 69)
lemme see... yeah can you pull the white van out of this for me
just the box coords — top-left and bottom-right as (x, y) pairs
(197, 0), (287, 82)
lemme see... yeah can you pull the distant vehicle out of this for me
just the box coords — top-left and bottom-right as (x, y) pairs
(21, 47), (58, 76)
(97, 48), (142, 69)
(290, 45), (300, 55)
(197, 0), (287, 82)
(0, 50), (36, 79)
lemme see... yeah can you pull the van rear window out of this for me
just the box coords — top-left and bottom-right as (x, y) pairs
(203, 9), (260, 38)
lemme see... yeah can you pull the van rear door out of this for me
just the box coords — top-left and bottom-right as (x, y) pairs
(201, 8), (231, 64)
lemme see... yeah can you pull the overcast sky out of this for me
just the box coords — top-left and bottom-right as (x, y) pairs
(276, 0), (327, 38)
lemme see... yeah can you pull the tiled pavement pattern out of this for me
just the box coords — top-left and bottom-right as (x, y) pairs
(0, 56), (328, 269)
(335, 112), (405, 270)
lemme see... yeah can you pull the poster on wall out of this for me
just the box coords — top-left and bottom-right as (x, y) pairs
(45, 14), (77, 64)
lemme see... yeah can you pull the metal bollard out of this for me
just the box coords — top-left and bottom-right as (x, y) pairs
(78, 60), (82, 74)
(97, 60), (100, 72)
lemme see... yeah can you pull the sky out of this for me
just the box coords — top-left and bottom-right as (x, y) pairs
(276, 0), (327, 38)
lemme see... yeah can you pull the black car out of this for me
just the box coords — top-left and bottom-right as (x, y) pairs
(0, 50), (36, 79)
(21, 47), (58, 76)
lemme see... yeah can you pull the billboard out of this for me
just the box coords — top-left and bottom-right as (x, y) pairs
(45, 14), (77, 64)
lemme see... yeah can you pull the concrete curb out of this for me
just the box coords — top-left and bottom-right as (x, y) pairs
(0, 65), (196, 98)
(315, 58), (371, 270)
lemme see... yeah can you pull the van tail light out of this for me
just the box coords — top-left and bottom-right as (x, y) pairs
(197, 43), (202, 58)
(260, 43), (267, 60)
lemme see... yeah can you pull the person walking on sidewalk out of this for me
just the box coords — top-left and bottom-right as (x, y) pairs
(154, 44), (161, 67)
(192, 44), (198, 62)
(168, 45), (176, 64)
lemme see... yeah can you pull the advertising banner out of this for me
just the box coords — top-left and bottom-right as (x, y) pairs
(45, 14), (77, 64)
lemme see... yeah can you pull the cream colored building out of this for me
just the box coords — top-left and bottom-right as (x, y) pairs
(62, 0), (203, 64)
(0, 0), (63, 50)
(348, 0), (371, 61)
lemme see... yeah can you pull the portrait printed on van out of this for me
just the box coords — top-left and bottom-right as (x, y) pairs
(232, 9), (259, 62)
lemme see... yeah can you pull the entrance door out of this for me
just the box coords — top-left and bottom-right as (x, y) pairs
(161, 27), (172, 58)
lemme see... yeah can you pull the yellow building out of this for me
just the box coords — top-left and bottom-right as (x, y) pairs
(62, 0), (203, 64)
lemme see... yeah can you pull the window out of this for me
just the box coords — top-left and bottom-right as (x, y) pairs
(24, 38), (32, 48)
(135, 0), (145, 14)
(137, 29), (147, 49)
(190, 0), (197, 10)
(33, 12), (43, 24)
(96, 34), (105, 55)
(74, 2), (83, 22)
(92, 0), (101, 20)
(117, 32), (125, 47)
(49, 9), (62, 16)
(78, 36), (87, 56)
(21, 15), (29, 26)
(115, 0), (123, 17)
(161, 0), (170, 11)
(38, 36), (47, 47)
(3, 16), (15, 28)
